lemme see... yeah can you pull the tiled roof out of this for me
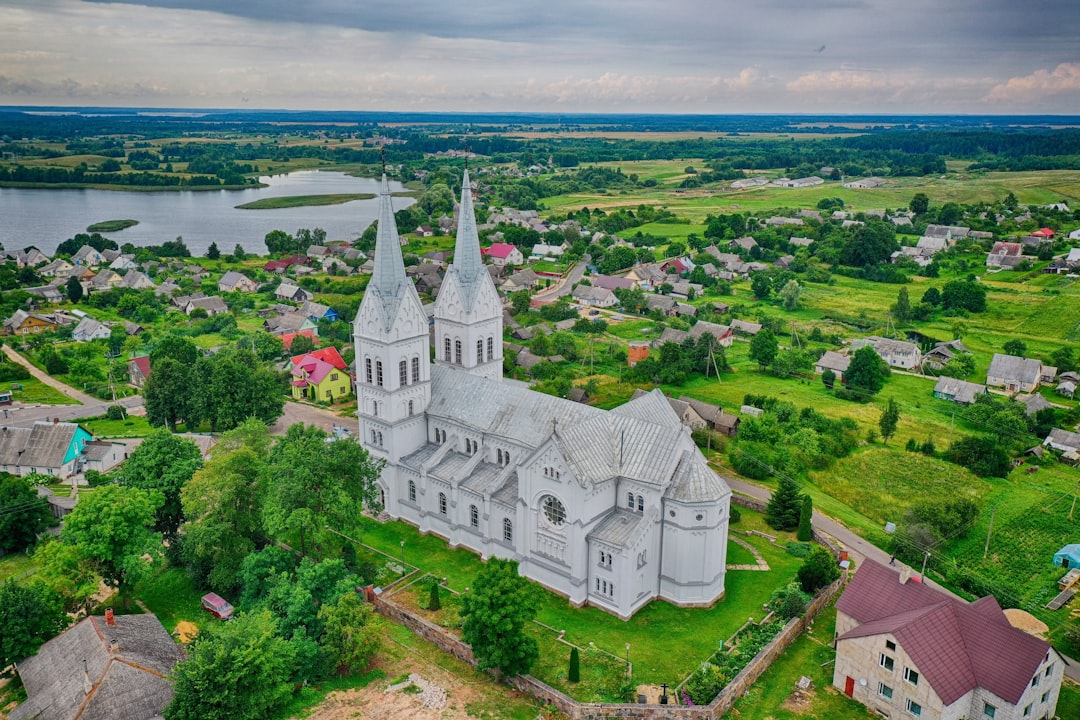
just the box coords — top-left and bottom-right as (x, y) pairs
(838, 559), (1051, 706)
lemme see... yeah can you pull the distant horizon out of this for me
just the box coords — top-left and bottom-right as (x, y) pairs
(3, 1), (1078, 114)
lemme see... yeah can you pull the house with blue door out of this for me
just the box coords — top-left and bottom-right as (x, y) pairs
(0, 421), (93, 479)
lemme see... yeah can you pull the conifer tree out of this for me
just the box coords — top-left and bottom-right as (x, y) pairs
(766, 475), (803, 531)
(568, 647), (580, 683)
(797, 495), (813, 542)
(429, 582), (441, 611)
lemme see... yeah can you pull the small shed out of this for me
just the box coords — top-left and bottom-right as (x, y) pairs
(1053, 544), (1080, 569)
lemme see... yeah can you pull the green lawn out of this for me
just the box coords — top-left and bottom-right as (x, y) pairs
(79, 414), (154, 437)
(11, 377), (75, 405)
(133, 566), (207, 635)
(0, 551), (39, 582)
(356, 507), (803, 693)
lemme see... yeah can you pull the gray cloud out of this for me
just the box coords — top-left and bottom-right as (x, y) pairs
(0, 0), (1077, 112)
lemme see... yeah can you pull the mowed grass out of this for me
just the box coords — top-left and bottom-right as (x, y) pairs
(12, 377), (77, 405)
(356, 508), (802, 691)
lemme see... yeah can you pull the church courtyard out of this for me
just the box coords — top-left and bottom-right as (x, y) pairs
(354, 505), (805, 699)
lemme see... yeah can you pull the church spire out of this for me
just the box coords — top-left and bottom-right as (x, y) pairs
(452, 170), (485, 309)
(369, 174), (408, 319)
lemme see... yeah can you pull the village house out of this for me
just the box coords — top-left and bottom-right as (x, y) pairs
(71, 317), (111, 342)
(987, 242), (1025, 269)
(834, 559), (1063, 720)
(644, 294), (677, 316)
(127, 355), (151, 387)
(289, 351), (351, 403)
(298, 300), (339, 323)
(730, 176), (769, 189)
(4, 247), (50, 268)
(120, 269), (156, 291)
(3, 309), (58, 336)
(530, 242), (567, 259)
(183, 295), (228, 316)
(1043, 428), (1080, 462)
(986, 353), (1045, 393)
(922, 340), (969, 371)
(91, 268), (124, 289)
(571, 284), (617, 308)
(815, 351), (851, 381)
(1019, 393), (1054, 417)
(109, 254), (138, 272)
(218, 270), (259, 293)
(843, 176), (887, 189)
(774, 176), (824, 188)
(10, 613), (185, 720)
(932, 377), (987, 405)
(678, 396), (740, 437)
(275, 282), (313, 303)
(0, 421), (93, 478)
(482, 242), (524, 267)
(70, 244), (105, 267)
(729, 236), (759, 253)
(25, 285), (65, 304)
(730, 319), (762, 337)
(589, 274), (637, 292)
(788, 236), (814, 248)
(851, 336), (922, 370)
(265, 312), (318, 337)
(38, 258), (76, 279)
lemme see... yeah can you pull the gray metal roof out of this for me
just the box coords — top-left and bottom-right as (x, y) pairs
(587, 509), (649, 548)
(987, 353), (1042, 385)
(666, 449), (732, 503)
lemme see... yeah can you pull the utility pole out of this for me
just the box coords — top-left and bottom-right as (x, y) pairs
(1070, 481), (1080, 521)
(983, 506), (996, 561)
(949, 404), (956, 446)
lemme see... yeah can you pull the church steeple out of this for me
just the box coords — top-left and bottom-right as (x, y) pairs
(451, 170), (485, 310)
(368, 174), (409, 326)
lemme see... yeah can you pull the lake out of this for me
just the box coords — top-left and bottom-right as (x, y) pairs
(0, 171), (415, 256)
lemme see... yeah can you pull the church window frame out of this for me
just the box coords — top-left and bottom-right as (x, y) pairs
(408, 400), (414, 416)
(503, 517), (513, 543)
(399, 359), (407, 386)
(477, 339), (484, 364)
(487, 336), (494, 360)
(408, 480), (416, 503)
(469, 504), (479, 528)
(454, 339), (462, 365)
(637, 495), (644, 512)
(365, 358), (372, 384)
(504, 451), (510, 465)
(540, 495), (567, 528)
(497, 449), (503, 464)
(372, 401), (379, 417)
(444, 337), (451, 361)
(438, 492), (447, 516)
(626, 492), (635, 509)
(376, 360), (383, 387)
(411, 356), (420, 383)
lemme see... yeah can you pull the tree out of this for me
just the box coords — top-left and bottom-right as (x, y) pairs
(263, 424), (383, 556)
(766, 475), (803, 531)
(429, 582), (441, 611)
(233, 244), (247, 262)
(878, 398), (900, 444)
(206, 241), (221, 260)
(797, 546), (840, 594)
(289, 333), (316, 357)
(33, 539), (102, 613)
(893, 287), (911, 323)
(165, 609), (295, 720)
(510, 290), (531, 315)
(797, 495), (813, 542)
(568, 647), (580, 683)
(748, 328), (778, 370)
(150, 334), (199, 366)
(750, 272), (771, 299)
(778, 279), (802, 310)
(264, 229), (295, 255)
(460, 558), (539, 677)
(62, 484), (162, 593)
(842, 222), (898, 267)
(0, 580), (67, 668)
(419, 183), (454, 215)
(909, 193), (929, 215)
(1003, 339), (1027, 357)
(941, 279), (987, 313)
(144, 357), (200, 431)
(120, 430), (202, 538)
(821, 368), (836, 390)
(0, 474), (54, 553)
(318, 592), (381, 676)
(193, 349), (286, 432)
(66, 275), (83, 303)
(921, 287), (942, 307)
(947, 435), (1011, 478)
(1051, 346), (1076, 373)
(845, 346), (890, 397)
(937, 202), (962, 226)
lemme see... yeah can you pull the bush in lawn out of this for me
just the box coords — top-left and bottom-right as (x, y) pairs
(106, 404), (125, 420)
(684, 662), (727, 705)
(785, 541), (810, 557)
(797, 546), (840, 594)
(768, 581), (811, 620)
(429, 582), (441, 611)
(796, 494), (813, 541)
(730, 506), (741, 525)
(568, 647), (580, 683)
(0, 362), (30, 382)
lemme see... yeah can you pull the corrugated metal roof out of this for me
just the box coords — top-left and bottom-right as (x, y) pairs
(588, 509), (649, 547)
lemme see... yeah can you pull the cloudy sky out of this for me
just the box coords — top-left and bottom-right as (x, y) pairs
(1, 0), (1079, 114)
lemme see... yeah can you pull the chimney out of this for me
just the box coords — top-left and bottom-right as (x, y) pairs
(105, 608), (115, 626)
(899, 567), (912, 585)
(53, 417), (59, 424)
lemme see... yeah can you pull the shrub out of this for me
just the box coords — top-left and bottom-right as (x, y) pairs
(106, 405), (125, 420)
(684, 663), (726, 705)
(730, 506), (741, 525)
(0, 363), (31, 382)
(568, 647), (580, 683)
(785, 541), (811, 558)
(428, 582), (441, 611)
(797, 546), (840, 594)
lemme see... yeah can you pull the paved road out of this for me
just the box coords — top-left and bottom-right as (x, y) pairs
(532, 255), (589, 303)
(271, 400), (356, 436)
(719, 469), (1080, 682)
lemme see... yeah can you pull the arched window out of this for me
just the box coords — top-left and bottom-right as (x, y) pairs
(497, 449), (503, 464)
(408, 480), (416, 502)
(454, 340), (462, 365)
(444, 337), (451, 361)
(371, 429), (377, 444)
(626, 492), (635, 509)
(470, 504), (479, 527)
(502, 518), (513, 543)
(411, 356), (420, 382)
(377, 432), (383, 446)
(438, 492), (447, 515)
(364, 358), (373, 384)
(399, 359), (407, 386)
(408, 400), (414, 416)
(487, 336), (494, 360)
(637, 495), (644, 513)
(372, 401), (379, 417)
(504, 451), (510, 465)
(477, 339), (484, 363)
(375, 360), (383, 387)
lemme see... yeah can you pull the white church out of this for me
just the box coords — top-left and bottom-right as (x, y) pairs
(354, 171), (732, 619)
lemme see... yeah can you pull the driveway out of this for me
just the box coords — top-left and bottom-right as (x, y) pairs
(272, 400), (355, 436)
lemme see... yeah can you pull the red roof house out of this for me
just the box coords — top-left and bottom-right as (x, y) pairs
(481, 243), (524, 266)
(290, 353), (350, 402)
(833, 559), (1063, 719)
(280, 329), (318, 351)
(127, 355), (152, 388)
(290, 346), (347, 372)
(1030, 227), (1055, 238)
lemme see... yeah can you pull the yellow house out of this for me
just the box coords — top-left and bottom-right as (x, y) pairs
(3, 310), (58, 336)
(289, 351), (351, 403)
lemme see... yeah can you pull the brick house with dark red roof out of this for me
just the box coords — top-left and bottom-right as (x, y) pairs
(833, 559), (1063, 720)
